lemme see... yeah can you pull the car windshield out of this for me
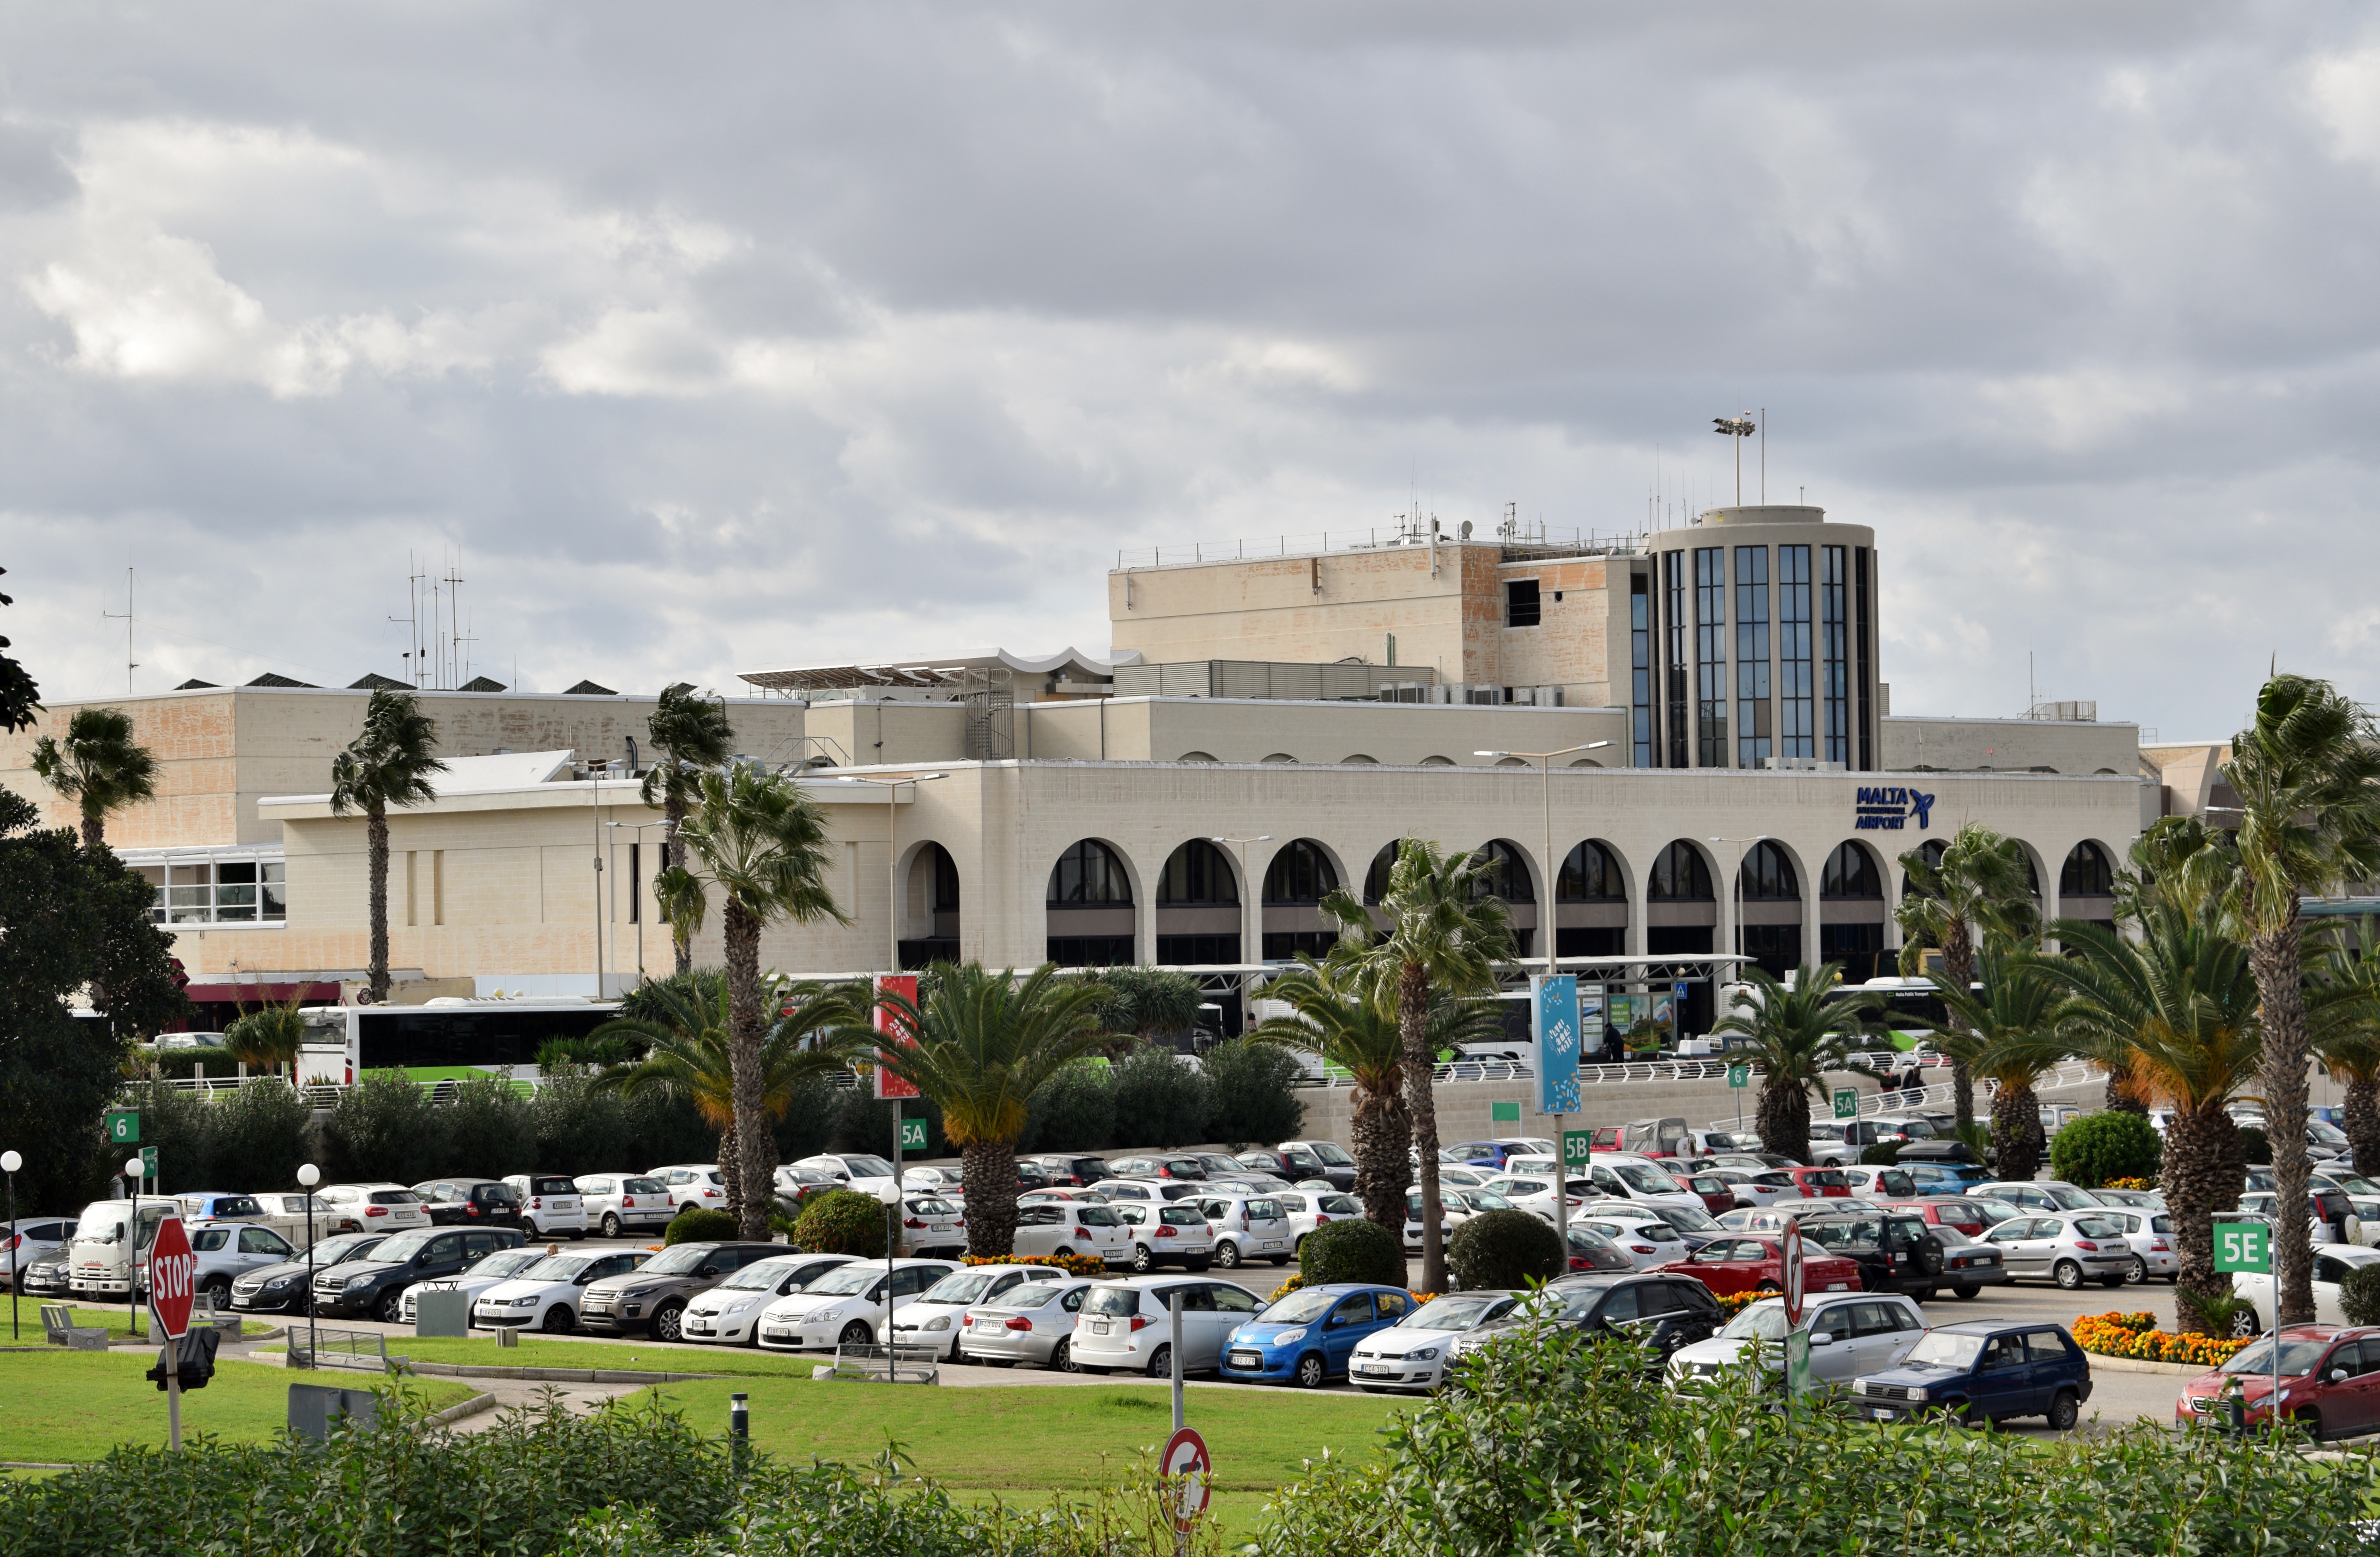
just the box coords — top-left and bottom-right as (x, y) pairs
(1400, 1293), (1506, 1331)
(1262, 1289), (1341, 1324)
(524, 1256), (596, 1282)
(841, 1156), (897, 1179)
(1308, 1143), (1356, 1167)
(1904, 1332), (1988, 1369)
(2312, 1120), (2350, 1146)
(1659, 1207), (1720, 1232)
(371, 1230), (439, 1261)
(1612, 1165), (1677, 1194)
(1720, 1302), (1793, 1342)
(2225, 1336), (2332, 1377)
(637, 1245), (722, 1276)
(805, 1265), (884, 1297)
(468, 1251), (540, 1279)
(2044, 1185), (2104, 1210)
(920, 1272), (1004, 1304)
(1002, 1282), (1068, 1309)
(719, 1260), (800, 1291)
(310, 1234), (386, 1263)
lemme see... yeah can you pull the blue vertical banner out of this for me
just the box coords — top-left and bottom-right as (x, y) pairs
(1532, 973), (1582, 1114)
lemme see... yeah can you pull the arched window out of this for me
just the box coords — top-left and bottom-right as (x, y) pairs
(926, 843), (961, 911)
(1260, 753), (1298, 764)
(1819, 842), (1882, 900)
(1342, 754), (1379, 765)
(2060, 841), (2115, 897)
(1901, 838), (1948, 899)
(1364, 842), (1400, 905)
(1649, 841), (1714, 901)
(1157, 840), (1237, 906)
(1737, 842), (1799, 901)
(1469, 840), (1534, 904)
(1177, 751), (1220, 764)
(1262, 840), (1340, 904)
(1557, 840), (1626, 901)
(1048, 840), (1133, 905)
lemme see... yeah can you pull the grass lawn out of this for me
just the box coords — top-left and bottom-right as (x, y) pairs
(0, 1350), (473, 1464)
(256, 1335), (826, 1378)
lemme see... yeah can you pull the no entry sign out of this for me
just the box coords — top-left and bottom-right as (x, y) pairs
(149, 1216), (195, 1340)
(1779, 1219), (1806, 1329)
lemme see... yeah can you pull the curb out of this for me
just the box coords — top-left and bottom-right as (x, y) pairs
(427, 1390), (499, 1426)
(0, 1462), (77, 1471)
(2080, 1352), (2204, 1377)
(402, 1361), (726, 1384)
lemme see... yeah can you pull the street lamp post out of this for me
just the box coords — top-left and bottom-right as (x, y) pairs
(297, 1163), (320, 1367)
(124, 1154), (145, 1338)
(1474, 742), (1609, 1254)
(2, 1150), (20, 1341)
(605, 820), (671, 986)
(836, 774), (950, 971)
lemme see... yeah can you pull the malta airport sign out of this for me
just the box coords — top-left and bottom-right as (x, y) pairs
(1853, 787), (1935, 832)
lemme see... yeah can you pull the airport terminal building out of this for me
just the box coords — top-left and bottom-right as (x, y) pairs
(2, 505), (2149, 1037)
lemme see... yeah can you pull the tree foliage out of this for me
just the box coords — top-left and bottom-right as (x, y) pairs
(1109, 1043), (1212, 1149)
(30, 706), (157, 849)
(1448, 1207), (1563, 1291)
(1296, 1217), (1404, 1288)
(1197, 1039), (1306, 1149)
(2049, 1109), (2163, 1188)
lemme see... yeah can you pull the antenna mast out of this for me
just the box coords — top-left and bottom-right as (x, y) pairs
(102, 569), (136, 695)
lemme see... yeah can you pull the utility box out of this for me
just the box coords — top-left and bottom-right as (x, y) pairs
(414, 1289), (470, 1338)
(288, 1383), (380, 1440)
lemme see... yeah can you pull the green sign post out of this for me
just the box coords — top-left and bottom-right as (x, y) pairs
(898, 1117), (927, 1154)
(139, 1146), (157, 1182)
(1784, 1330), (1813, 1399)
(1561, 1130), (1593, 1169)
(2213, 1220), (2271, 1274)
(1490, 1100), (1522, 1124)
(1831, 1088), (1859, 1122)
(1726, 1065), (1749, 1090)
(107, 1110), (139, 1145)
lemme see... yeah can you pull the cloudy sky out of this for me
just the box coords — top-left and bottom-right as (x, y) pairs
(2, 2), (2374, 738)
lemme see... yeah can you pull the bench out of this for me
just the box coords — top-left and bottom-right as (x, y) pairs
(40, 1304), (108, 1351)
(148, 1292), (242, 1343)
(823, 1340), (938, 1384)
(288, 1326), (407, 1373)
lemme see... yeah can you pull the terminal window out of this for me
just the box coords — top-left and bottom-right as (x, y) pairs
(1734, 545), (1771, 767)
(1506, 579), (1541, 628)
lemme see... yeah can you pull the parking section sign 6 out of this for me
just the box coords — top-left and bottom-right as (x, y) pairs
(2213, 1219), (2271, 1274)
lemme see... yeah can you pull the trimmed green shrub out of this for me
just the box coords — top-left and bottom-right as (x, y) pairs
(2050, 1109), (2163, 1187)
(445, 1072), (536, 1179)
(1110, 1043), (1211, 1148)
(138, 1049), (242, 1080)
(792, 1188), (888, 1258)
(527, 1071), (633, 1176)
(1448, 1208), (1563, 1291)
(1298, 1217), (1403, 1288)
(320, 1070), (451, 1184)
(664, 1208), (739, 1245)
(1859, 1141), (1903, 1167)
(1199, 1039), (1307, 1150)
(1019, 1059), (1116, 1153)
(2342, 1263), (2380, 1328)
(208, 1077), (312, 1190)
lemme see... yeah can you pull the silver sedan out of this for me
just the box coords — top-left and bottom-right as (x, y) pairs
(955, 1276), (1095, 1371)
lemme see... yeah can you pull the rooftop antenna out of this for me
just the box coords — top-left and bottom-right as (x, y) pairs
(1759, 407), (1766, 504)
(389, 558), (419, 685)
(102, 568), (136, 695)
(442, 549), (466, 691)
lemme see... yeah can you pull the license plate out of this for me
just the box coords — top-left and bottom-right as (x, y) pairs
(1825, 1282), (1849, 1291)
(1229, 1352), (1261, 1368)
(1090, 1321), (1110, 1334)
(1357, 1364), (1394, 1376)
(1872, 1408), (1893, 1421)
(1261, 1240), (1286, 1250)
(686, 1321), (712, 1334)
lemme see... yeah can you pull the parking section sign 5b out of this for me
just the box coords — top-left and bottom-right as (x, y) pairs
(1531, 975), (1580, 1115)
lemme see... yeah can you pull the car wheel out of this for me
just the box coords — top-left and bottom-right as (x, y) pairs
(839, 1321), (874, 1348)
(602, 1214), (623, 1239)
(2052, 1260), (2084, 1291)
(373, 1288), (403, 1324)
(1955, 1400), (1988, 1430)
(1754, 1281), (1781, 1294)
(1950, 1283), (1980, 1300)
(1270, 1256), (1291, 1267)
(2122, 1255), (2147, 1285)
(652, 1302), (685, 1342)
(202, 1274), (233, 1302)
(542, 1305), (575, 1334)
(1049, 1338), (1074, 1373)
(521, 1220), (539, 1241)
(2294, 1406), (2324, 1440)
(2046, 1388), (2080, 1432)
(1293, 1353), (1326, 1389)
(1144, 1343), (1173, 1379)
(2231, 1307), (2261, 1339)
(1132, 1244), (1154, 1274)
(1213, 1241), (1241, 1270)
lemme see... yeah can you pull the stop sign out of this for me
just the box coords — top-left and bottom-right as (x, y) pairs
(150, 1216), (195, 1340)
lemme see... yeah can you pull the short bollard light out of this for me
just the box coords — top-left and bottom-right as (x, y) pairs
(730, 1392), (749, 1479)
(2222, 1373), (2246, 1435)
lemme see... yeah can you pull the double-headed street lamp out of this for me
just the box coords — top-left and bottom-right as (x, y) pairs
(836, 774), (949, 971)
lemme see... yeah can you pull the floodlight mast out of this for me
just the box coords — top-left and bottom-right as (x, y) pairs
(1712, 414), (1756, 505)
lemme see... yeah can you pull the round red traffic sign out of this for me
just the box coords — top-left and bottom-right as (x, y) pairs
(1779, 1218), (1805, 1328)
(1160, 1426), (1211, 1532)
(150, 1215), (195, 1340)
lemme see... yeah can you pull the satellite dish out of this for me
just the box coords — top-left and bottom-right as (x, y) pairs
(1458, 520), (1474, 539)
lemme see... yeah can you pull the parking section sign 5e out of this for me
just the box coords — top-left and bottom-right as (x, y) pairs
(1530, 975), (1580, 1115)
(2213, 1219), (2271, 1274)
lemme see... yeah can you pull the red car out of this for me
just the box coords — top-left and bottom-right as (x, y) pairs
(1879, 1197), (1989, 1239)
(2176, 1324), (2380, 1440)
(1786, 1167), (1854, 1199)
(1656, 1235), (1864, 1298)
(1676, 1173), (1739, 1216)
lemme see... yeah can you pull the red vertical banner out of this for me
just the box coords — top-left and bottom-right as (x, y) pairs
(873, 974), (922, 1101)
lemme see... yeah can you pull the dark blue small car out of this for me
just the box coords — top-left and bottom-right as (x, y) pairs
(1850, 1319), (2092, 1430)
(1220, 1282), (1413, 1388)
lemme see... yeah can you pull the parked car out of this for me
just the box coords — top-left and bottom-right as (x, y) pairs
(1966, 1180), (2106, 1214)
(2175, 1325), (2380, 1439)
(899, 1166), (964, 1196)
(2232, 1243), (2380, 1330)
(2091, 1186), (2168, 1211)
(314, 1226), (524, 1321)
(1276, 1140), (1362, 1190)
(16, 1251), (72, 1301)
(1706, 1168), (1798, 1208)
(1565, 1227), (1635, 1273)
(1105, 1156), (1209, 1183)
(1657, 1235), (1862, 1299)
(412, 1178), (528, 1231)
(1850, 1321), (2093, 1429)
(0, 1218), (72, 1287)
(1092, 1178), (1208, 1204)
(1980, 1212), (2132, 1289)
(680, 1254), (859, 1346)
(1274, 1189), (1361, 1253)
(2090, 1208), (2180, 1284)
(1457, 1272), (1724, 1376)
(1194, 1193), (1295, 1270)
(1796, 1211), (1956, 1297)
(1219, 1282), (1413, 1388)
(792, 1153), (900, 1197)
(572, 1175), (674, 1238)
(250, 1194), (341, 1241)
(1010, 1201), (1131, 1266)
(1895, 1161), (1992, 1194)
(173, 1193), (273, 1227)
(1673, 1173), (1740, 1216)
(472, 1249), (653, 1331)
(1878, 1195), (1991, 1240)
(1582, 1155), (1704, 1212)
(883, 1263), (1066, 1359)
(1237, 1146), (1357, 1192)
(316, 1183), (429, 1235)
(1780, 1167), (1854, 1200)
(1027, 1155), (1114, 1188)
(650, 1164), (731, 1216)
(502, 1175), (588, 1239)
(229, 1231), (389, 1313)
(176, 1221), (298, 1303)
(578, 1241), (787, 1340)
(1698, 1152), (1798, 1173)
(753, 1257), (959, 1351)
(1069, 1275), (1266, 1377)
(1838, 1166), (1919, 1200)
(772, 1163), (846, 1211)
(1019, 1188), (1109, 1205)
(398, 1245), (549, 1324)
(1574, 1213), (1693, 1272)
(1476, 1172), (1589, 1224)
(893, 1195), (967, 1257)
(1403, 1189), (1456, 1254)
(1669, 1292), (1926, 1394)
(1641, 1204), (1729, 1250)
(956, 1276), (1096, 1369)
(1349, 1290), (1520, 1392)
(1113, 1202), (1217, 1270)
(2238, 1189), (2364, 1248)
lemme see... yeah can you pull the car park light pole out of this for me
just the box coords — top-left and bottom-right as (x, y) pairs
(837, 774), (949, 971)
(124, 1155), (146, 1338)
(298, 1163), (321, 1368)
(2, 1149), (19, 1340)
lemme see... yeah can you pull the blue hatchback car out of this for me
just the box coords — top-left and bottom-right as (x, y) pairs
(1849, 1320), (2092, 1430)
(1221, 1283), (1413, 1388)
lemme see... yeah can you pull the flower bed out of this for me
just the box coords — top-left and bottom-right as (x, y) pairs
(2071, 1311), (2250, 1369)
(960, 1251), (1107, 1278)
(2102, 1177), (2158, 1192)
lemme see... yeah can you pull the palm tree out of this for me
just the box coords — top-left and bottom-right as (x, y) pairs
(1895, 823), (2041, 1131)
(667, 766), (851, 1238)
(327, 690), (445, 1004)
(1707, 964), (1881, 1166)
(1926, 955), (2070, 1182)
(30, 706), (157, 849)
(2310, 916), (2380, 1188)
(641, 686), (736, 975)
(221, 995), (309, 1081)
(2224, 672), (2380, 1328)
(1317, 838), (1515, 1295)
(866, 962), (1116, 1256)
(1247, 959), (1506, 1230)
(593, 973), (864, 1227)
(2028, 908), (2263, 1333)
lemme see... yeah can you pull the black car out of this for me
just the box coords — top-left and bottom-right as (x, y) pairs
(230, 1231), (391, 1314)
(1029, 1155), (1113, 1187)
(1236, 1148), (1358, 1192)
(1015, 1161), (1052, 1192)
(1798, 1212), (1951, 1297)
(311, 1227), (524, 1322)
(412, 1177), (526, 1230)
(1467, 1272), (1723, 1375)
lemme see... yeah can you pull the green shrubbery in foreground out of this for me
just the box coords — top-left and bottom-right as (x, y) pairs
(4, 1320), (2374, 1557)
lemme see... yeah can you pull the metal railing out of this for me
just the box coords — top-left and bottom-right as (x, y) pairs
(1115, 525), (1645, 571)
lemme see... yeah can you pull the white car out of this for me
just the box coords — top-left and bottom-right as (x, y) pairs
(956, 1276), (1095, 1369)
(1966, 1180), (2108, 1214)
(650, 1165), (731, 1217)
(896, 1196), (967, 1258)
(1707, 1168), (1797, 1208)
(1582, 1155), (1704, 1213)
(1477, 1173), (1589, 1224)
(1113, 1203), (1216, 1271)
(793, 1153), (899, 1199)
(2239, 1191), (2366, 1249)
(901, 1167), (965, 1196)
(1068, 1275), (1265, 1376)
(1979, 1211), (2132, 1289)
(183, 1221), (299, 1302)
(680, 1254), (857, 1346)
(882, 1263), (1066, 1359)
(2234, 1243), (2380, 1330)
(574, 1175), (674, 1238)
(2095, 1208), (2180, 1284)
(1349, 1289), (1521, 1392)
(1403, 1188), (1456, 1253)
(317, 1183), (430, 1234)
(471, 1249), (651, 1332)
(753, 1258), (959, 1352)
(1010, 1202), (1132, 1266)
(1, 1217), (72, 1287)
(1275, 1189), (1363, 1255)
(503, 1175), (588, 1239)
(1574, 1213), (1691, 1272)
(1090, 1178), (1205, 1204)
(1668, 1292), (1926, 1393)
(1193, 1194), (1296, 1270)
(399, 1246), (548, 1324)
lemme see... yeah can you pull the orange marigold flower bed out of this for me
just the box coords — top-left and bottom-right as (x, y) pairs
(2071, 1311), (2250, 1368)
(2102, 1177), (2158, 1192)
